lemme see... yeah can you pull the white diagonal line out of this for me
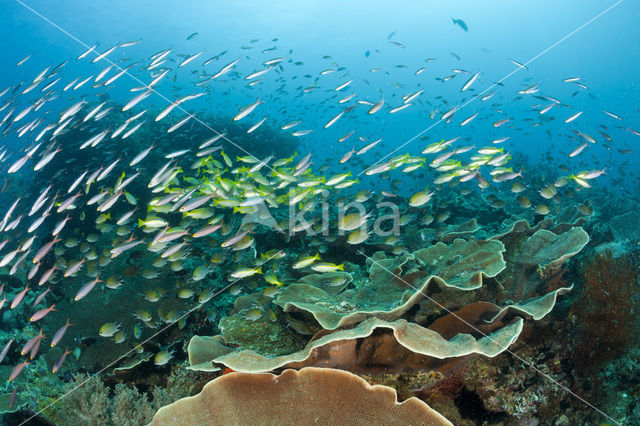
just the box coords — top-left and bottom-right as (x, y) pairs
(355, 249), (620, 424)
(358, 0), (625, 177)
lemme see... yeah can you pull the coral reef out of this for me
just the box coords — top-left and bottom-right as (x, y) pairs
(187, 225), (585, 376)
(150, 367), (452, 425)
(275, 238), (506, 331)
(218, 292), (308, 356)
(609, 211), (640, 245)
(572, 250), (640, 371)
(40, 367), (216, 426)
(201, 317), (525, 373)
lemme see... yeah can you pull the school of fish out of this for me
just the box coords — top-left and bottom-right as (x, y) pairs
(0, 28), (636, 409)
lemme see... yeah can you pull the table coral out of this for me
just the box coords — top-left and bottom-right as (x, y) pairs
(150, 367), (452, 425)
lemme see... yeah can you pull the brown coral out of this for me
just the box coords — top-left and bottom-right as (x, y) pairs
(572, 250), (640, 370)
(150, 367), (452, 425)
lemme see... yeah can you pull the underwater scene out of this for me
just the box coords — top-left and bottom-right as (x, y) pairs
(0, 0), (638, 424)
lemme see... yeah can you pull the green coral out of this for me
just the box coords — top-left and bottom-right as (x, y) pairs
(41, 367), (212, 425)
(360, 370), (444, 401)
(218, 310), (307, 356)
(274, 238), (506, 330)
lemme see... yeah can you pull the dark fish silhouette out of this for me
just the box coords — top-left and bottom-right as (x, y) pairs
(451, 17), (468, 32)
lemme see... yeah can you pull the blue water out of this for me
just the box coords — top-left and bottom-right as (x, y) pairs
(3, 0), (638, 182)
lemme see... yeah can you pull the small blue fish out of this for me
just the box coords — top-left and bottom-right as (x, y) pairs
(452, 17), (468, 32)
